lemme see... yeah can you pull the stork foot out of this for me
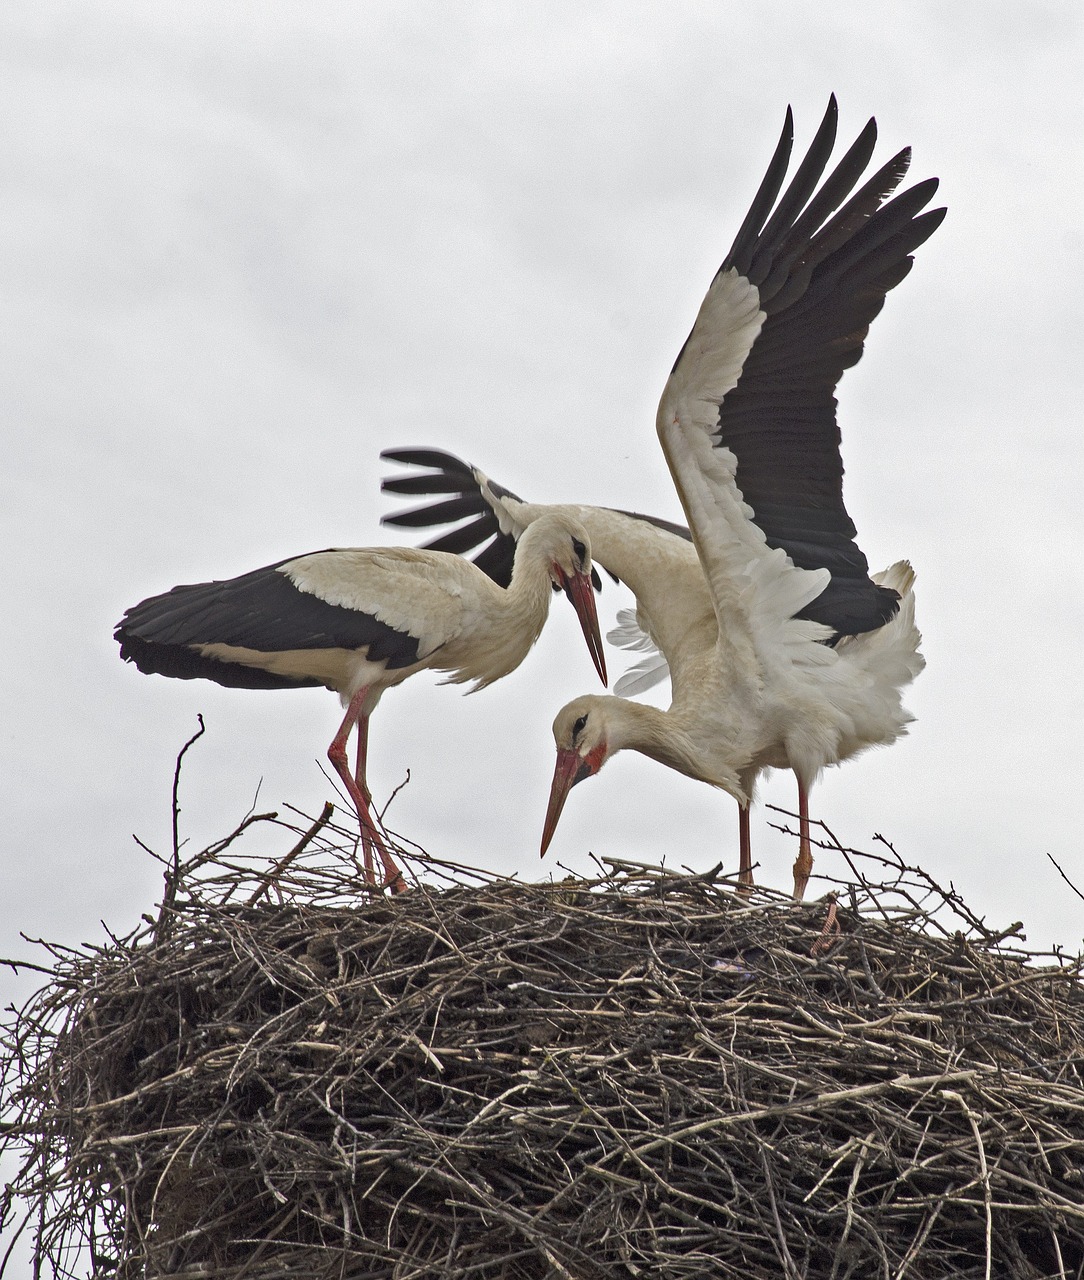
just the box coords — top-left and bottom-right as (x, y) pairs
(373, 839), (408, 895)
(792, 846), (813, 901)
(357, 817), (408, 895)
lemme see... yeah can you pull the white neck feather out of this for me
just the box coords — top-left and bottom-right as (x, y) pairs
(599, 697), (746, 802)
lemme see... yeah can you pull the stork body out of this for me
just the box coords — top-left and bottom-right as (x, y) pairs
(116, 512), (607, 890)
(544, 557), (922, 896)
(383, 96), (941, 897)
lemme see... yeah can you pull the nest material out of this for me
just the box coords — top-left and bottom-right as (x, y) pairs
(3, 805), (1084, 1279)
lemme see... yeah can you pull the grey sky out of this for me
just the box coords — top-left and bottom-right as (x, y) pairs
(2, 0), (1082, 1047)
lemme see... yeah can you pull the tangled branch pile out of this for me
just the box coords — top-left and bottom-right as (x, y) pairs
(3, 805), (1084, 1279)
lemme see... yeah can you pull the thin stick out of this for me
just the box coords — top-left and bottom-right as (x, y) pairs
(156, 715), (206, 939)
(246, 803), (335, 906)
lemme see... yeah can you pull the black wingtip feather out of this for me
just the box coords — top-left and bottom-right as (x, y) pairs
(745, 100), (842, 287)
(379, 448), (522, 587)
(417, 517), (501, 557)
(723, 104), (797, 279)
(702, 101), (944, 637)
(117, 629), (324, 690)
(379, 447), (475, 474)
(381, 494), (485, 529)
(381, 472), (478, 497)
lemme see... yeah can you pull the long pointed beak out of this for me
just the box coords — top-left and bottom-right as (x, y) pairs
(561, 569), (608, 686)
(541, 747), (590, 858)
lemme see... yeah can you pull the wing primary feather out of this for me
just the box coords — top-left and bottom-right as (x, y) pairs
(744, 98), (840, 286)
(755, 120), (881, 307)
(467, 534), (518, 588)
(379, 447), (476, 474)
(899, 204), (948, 255)
(807, 176), (941, 294)
(780, 118), (879, 249)
(412, 515), (498, 555)
(379, 448), (525, 586)
(765, 149), (912, 313)
(381, 472), (479, 496)
(381, 449), (525, 510)
(380, 494), (483, 528)
(722, 105), (796, 279)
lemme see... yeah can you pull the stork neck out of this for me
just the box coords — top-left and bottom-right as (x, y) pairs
(447, 525), (559, 689)
(504, 529), (562, 623)
(605, 698), (744, 800)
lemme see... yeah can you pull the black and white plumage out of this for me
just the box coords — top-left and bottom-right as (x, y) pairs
(382, 97), (942, 897)
(115, 513), (607, 890)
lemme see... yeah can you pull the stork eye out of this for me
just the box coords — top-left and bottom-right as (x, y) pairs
(571, 537), (586, 566)
(572, 714), (588, 738)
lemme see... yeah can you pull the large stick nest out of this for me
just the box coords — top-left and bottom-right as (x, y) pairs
(3, 795), (1084, 1279)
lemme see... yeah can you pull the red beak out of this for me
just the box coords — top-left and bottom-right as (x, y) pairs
(560, 569), (607, 686)
(541, 746), (595, 858)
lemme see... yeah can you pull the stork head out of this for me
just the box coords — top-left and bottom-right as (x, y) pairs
(540, 695), (614, 857)
(523, 514), (607, 686)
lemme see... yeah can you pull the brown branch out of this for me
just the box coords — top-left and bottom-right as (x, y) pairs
(245, 802), (335, 906)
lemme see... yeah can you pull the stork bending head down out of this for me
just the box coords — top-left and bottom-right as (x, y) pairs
(383, 96), (941, 897)
(116, 511), (606, 892)
(540, 97), (941, 897)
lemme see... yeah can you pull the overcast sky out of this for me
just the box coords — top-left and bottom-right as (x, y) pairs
(2, 0), (1082, 1098)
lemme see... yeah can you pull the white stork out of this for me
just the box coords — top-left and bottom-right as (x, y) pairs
(382, 97), (942, 898)
(115, 513), (607, 892)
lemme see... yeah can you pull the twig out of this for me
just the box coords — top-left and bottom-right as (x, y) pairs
(156, 715), (206, 940)
(1046, 851), (1084, 904)
(245, 803), (335, 906)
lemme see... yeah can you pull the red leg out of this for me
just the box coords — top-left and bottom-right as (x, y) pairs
(351, 711), (403, 892)
(351, 712), (374, 880)
(791, 777), (813, 900)
(738, 803), (753, 893)
(354, 713), (371, 805)
(327, 689), (406, 894)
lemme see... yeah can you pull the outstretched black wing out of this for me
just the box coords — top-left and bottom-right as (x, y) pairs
(665, 96), (945, 636)
(381, 448), (523, 588)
